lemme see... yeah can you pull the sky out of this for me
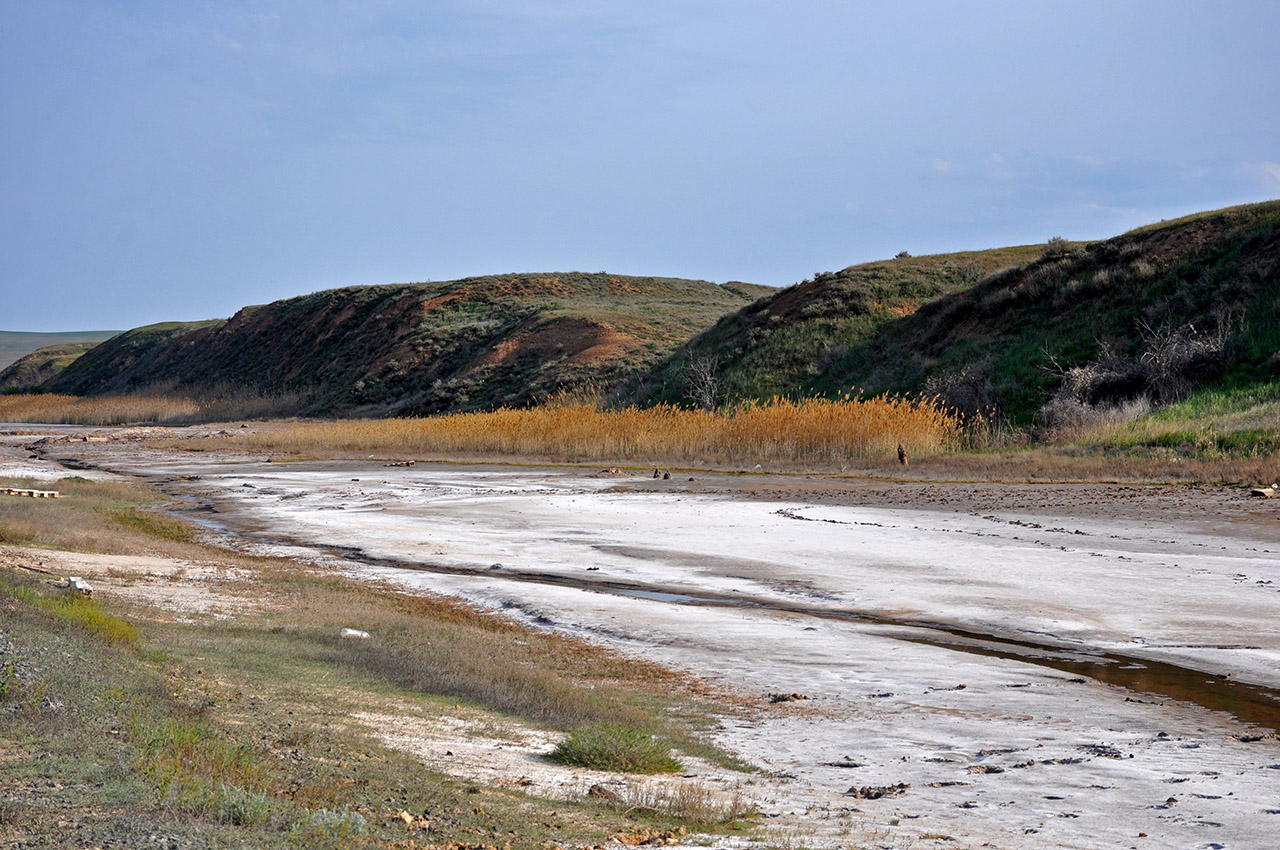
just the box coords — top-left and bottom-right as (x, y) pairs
(2, 1), (1278, 332)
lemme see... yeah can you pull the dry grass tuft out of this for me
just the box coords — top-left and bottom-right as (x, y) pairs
(616, 779), (755, 825)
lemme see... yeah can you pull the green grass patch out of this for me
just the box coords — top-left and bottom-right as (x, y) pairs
(549, 723), (683, 774)
(110, 507), (197, 543)
(0, 571), (139, 645)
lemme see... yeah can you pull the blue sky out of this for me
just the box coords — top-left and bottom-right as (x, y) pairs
(3, 1), (1278, 331)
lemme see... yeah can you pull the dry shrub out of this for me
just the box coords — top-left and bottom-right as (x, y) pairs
(1036, 396), (1152, 443)
(227, 393), (962, 468)
(609, 779), (753, 825)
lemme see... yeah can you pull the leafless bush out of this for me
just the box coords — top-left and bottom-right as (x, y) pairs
(1139, 320), (1229, 402)
(684, 354), (720, 411)
(1036, 395), (1152, 442)
(922, 364), (993, 421)
(1046, 341), (1147, 408)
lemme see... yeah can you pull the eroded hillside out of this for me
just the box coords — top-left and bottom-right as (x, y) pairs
(48, 275), (773, 415)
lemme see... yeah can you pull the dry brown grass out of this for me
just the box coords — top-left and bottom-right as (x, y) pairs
(0, 392), (300, 426)
(0, 475), (217, 559)
(895, 445), (1280, 485)
(0, 393), (199, 425)
(210, 393), (962, 467)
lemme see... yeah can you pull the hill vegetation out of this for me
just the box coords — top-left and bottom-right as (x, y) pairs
(45, 276), (773, 416)
(0, 342), (105, 392)
(5, 202), (1277, 466)
(0, 330), (119, 372)
(634, 201), (1280, 436)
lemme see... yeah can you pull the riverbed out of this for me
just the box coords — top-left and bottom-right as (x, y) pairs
(7, 429), (1280, 848)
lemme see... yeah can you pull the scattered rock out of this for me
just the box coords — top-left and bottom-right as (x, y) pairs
(967, 764), (1004, 774)
(662, 471), (671, 480)
(587, 783), (622, 802)
(610, 827), (685, 846)
(66, 576), (92, 596)
(340, 628), (371, 639)
(846, 783), (909, 799)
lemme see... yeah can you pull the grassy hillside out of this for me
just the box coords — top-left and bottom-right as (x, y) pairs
(0, 330), (119, 371)
(629, 245), (1044, 406)
(49, 275), (773, 416)
(0, 342), (105, 391)
(634, 202), (1280, 433)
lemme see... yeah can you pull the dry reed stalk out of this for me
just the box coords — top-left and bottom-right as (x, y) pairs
(0, 394), (199, 425)
(231, 394), (962, 466)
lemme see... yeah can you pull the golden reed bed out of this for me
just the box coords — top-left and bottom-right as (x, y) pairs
(0, 392), (963, 466)
(230, 394), (962, 465)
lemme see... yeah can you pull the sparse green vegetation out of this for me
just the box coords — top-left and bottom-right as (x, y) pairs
(549, 723), (683, 774)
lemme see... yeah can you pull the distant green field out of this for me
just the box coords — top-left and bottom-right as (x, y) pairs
(0, 330), (120, 370)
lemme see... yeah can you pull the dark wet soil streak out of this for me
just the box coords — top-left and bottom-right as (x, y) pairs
(169, 489), (1280, 736)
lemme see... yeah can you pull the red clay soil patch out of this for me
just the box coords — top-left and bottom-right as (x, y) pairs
(472, 317), (641, 369)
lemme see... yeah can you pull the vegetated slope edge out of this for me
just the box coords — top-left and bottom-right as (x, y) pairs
(47, 274), (773, 416)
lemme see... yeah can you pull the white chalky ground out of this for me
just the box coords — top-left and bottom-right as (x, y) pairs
(7, 432), (1280, 849)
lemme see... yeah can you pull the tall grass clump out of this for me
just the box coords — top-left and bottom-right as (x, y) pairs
(232, 392), (964, 468)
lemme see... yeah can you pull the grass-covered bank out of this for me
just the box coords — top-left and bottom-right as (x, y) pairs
(0, 477), (757, 848)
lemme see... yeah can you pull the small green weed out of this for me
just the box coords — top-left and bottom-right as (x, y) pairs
(549, 723), (682, 773)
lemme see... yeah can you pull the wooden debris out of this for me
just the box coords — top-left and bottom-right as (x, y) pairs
(1, 487), (59, 499)
(1249, 486), (1275, 498)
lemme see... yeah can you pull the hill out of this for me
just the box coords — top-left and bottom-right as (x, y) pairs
(0, 341), (110, 391)
(634, 201), (1280, 428)
(0, 330), (120, 371)
(48, 275), (773, 415)
(628, 244), (1043, 407)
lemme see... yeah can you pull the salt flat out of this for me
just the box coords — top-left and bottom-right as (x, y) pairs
(15, 435), (1280, 849)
